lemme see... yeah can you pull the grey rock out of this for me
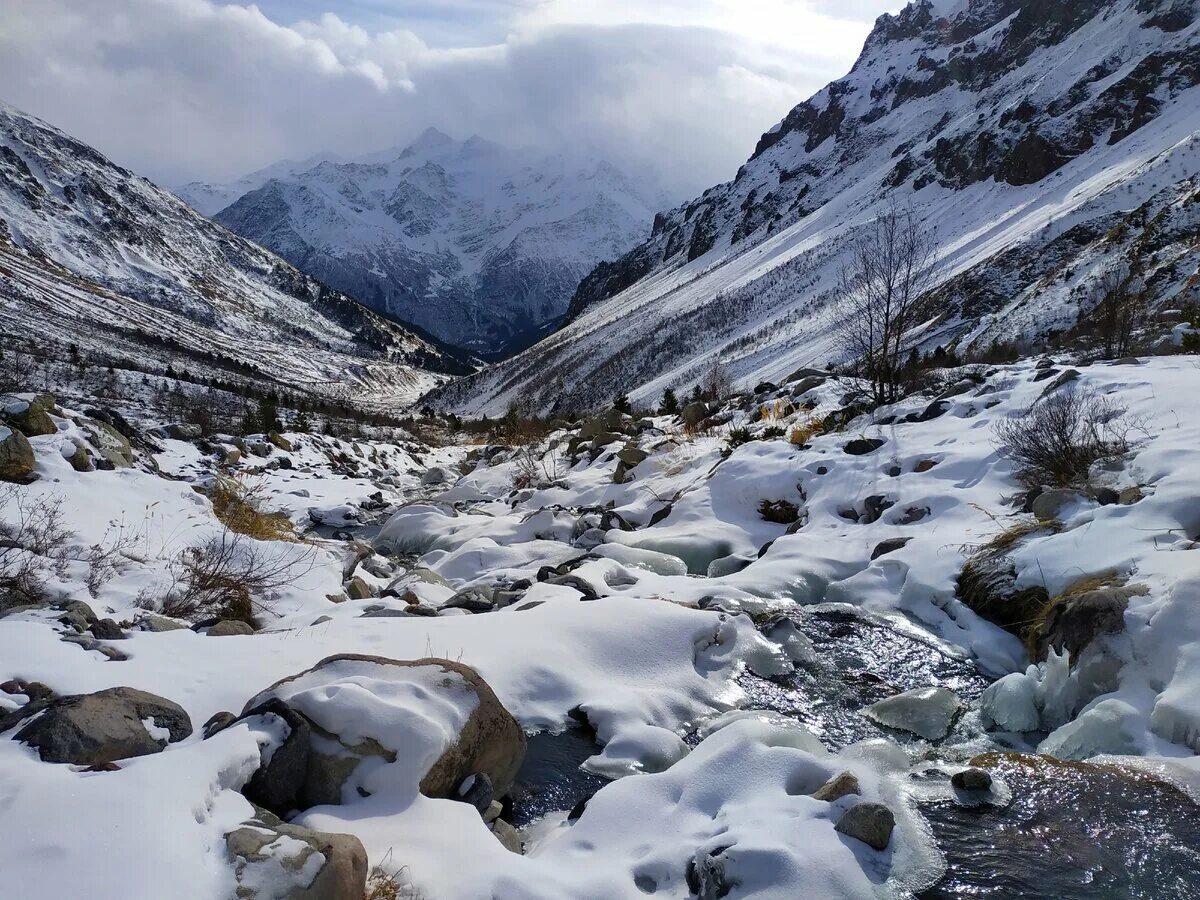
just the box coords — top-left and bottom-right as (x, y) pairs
(208, 619), (255, 637)
(681, 401), (710, 427)
(443, 585), (495, 613)
(1035, 584), (1141, 662)
(491, 818), (523, 854)
(1032, 488), (1089, 522)
(344, 576), (375, 601)
(88, 618), (125, 640)
(13, 687), (192, 764)
(835, 802), (895, 850)
(871, 537), (912, 560)
(456, 771), (495, 813)
(4, 396), (57, 437)
(83, 419), (134, 468)
(843, 437), (886, 456)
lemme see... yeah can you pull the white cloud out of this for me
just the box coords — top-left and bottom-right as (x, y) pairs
(0, 0), (900, 195)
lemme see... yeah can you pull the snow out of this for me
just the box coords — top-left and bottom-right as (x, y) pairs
(7, 356), (1200, 897)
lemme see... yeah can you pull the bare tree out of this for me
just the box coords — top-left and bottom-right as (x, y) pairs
(834, 201), (938, 405)
(700, 358), (733, 401)
(1087, 264), (1150, 359)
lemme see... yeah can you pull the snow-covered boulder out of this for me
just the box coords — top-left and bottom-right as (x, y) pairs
(0, 424), (35, 482)
(241, 655), (527, 811)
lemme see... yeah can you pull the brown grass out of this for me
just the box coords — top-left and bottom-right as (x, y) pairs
(788, 416), (823, 447)
(208, 477), (295, 541)
(1021, 570), (1128, 659)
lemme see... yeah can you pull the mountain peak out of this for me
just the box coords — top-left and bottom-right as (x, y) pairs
(403, 126), (456, 157)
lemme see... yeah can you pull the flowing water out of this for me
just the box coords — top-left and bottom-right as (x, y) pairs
(509, 602), (1200, 898)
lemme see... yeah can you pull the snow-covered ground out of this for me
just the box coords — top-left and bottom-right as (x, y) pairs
(3, 355), (1200, 898)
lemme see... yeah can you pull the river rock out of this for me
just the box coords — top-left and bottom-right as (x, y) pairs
(207, 619), (255, 637)
(863, 686), (962, 740)
(812, 770), (860, 802)
(241, 655), (526, 813)
(951, 767), (993, 792)
(835, 802), (895, 850)
(13, 687), (192, 764)
(226, 807), (367, 900)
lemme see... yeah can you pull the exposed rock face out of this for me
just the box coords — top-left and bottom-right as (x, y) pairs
(11, 687), (192, 764)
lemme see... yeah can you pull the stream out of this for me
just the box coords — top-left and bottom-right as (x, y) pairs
(509, 603), (1200, 898)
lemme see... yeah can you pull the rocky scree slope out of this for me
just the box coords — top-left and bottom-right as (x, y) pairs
(0, 102), (471, 407)
(200, 129), (666, 356)
(429, 0), (1200, 415)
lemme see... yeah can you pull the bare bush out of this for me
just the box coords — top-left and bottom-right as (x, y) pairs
(511, 446), (565, 491)
(993, 386), (1132, 488)
(0, 487), (71, 604)
(152, 529), (314, 626)
(208, 477), (296, 541)
(699, 359), (733, 401)
(1085, 265), (1151, 359)
(834, 201), (938, 405)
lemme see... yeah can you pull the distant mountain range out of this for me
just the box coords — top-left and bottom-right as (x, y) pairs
(429, 0), (1200, 415)
(179, 131), (669, 356)
(0, 102), (470, 407)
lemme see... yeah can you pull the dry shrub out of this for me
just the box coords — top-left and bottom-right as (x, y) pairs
(511, 445), (565, 491)
(0, 487), (70, 605)
(788, 417), (823, 447)
(759, 399), (790, 422)
(366, 857), (423, 900)
(208, 477), (295, 541)
(758, 498), (801, 524)
(148, 529), (313, 626)
(993, 386), (1132, 489)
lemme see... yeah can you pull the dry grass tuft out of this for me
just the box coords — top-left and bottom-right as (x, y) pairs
(788, 416), (823, 447)
(208, 477), (295, 541)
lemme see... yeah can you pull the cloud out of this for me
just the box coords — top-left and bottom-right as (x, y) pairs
(0, 0), (896, 195)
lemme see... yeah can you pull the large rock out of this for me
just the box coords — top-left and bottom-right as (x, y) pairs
(835, 802), (895, 850)
(84, 419), (134, 468)
(226, 807), (367, 900)
(680, 402), (709, 427)
(3, 395), (57, 437)
(12, 687), (192, 764)
(241, 655), (526, 814)
(1031, 488), (1089, 523)
(0, 425), (35, 483)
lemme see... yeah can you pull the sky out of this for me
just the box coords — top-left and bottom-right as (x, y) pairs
(0, 0), (905, 196)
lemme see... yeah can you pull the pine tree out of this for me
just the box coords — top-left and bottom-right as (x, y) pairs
(258, 394), (281, 433)
(660, 387), (679, 415)
(294, 409), (312, 433)
(613, 393), (631, 414)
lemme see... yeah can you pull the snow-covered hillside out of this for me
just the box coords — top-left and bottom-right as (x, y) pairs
(0, 102), (470, 408)
(431, 0), (1200, 416)
(194, 130), (667, 356)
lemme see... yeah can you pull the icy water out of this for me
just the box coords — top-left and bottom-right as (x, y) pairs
(919, 753), (1200, 899)
(510, 603), (1200, 897)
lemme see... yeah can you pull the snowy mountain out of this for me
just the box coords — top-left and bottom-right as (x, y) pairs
(199, 130), (667, 356)
(431, 0), (1200, 415)
(0, 102), (471, 407)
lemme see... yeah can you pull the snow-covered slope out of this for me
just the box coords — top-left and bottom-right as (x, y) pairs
(0, 102), (471, 407)
(432, 0), (1200, 415)
(202, 130), (667, 355)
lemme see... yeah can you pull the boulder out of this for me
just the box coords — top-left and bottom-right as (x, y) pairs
(680, 402), (709, 427)
(0, 425), (35, 483)
(789, 375), (825, 397)
(12, 687), (192, 764)
(616, 445), (649, 467)
(267, 432), (293, 452)
(88, 618), (125, 640)
(421, 466), (454, 486)
(65, 441), (93, 472)
(1031, 488), (1089, 523)
(442, 585), (495, 613)
(226, 807), (367, 900)
(843, 437), (886, 456)
(84, 419), (134, 468)
(166, 423), (203, 440)
(241, 655), (526, 812)
(871, 537), (912, 560)
(208, 619), (255, 637)
(344, 576), (375, 601)
(3, 396), (56, 437)
(835, 802), (895, 851)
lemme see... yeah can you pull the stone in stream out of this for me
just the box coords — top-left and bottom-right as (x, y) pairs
(863, 686), (962, 741)
(979, 672), (1040, 733)
(951, 767), (993, 792)
(835, 802), (895, 850)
